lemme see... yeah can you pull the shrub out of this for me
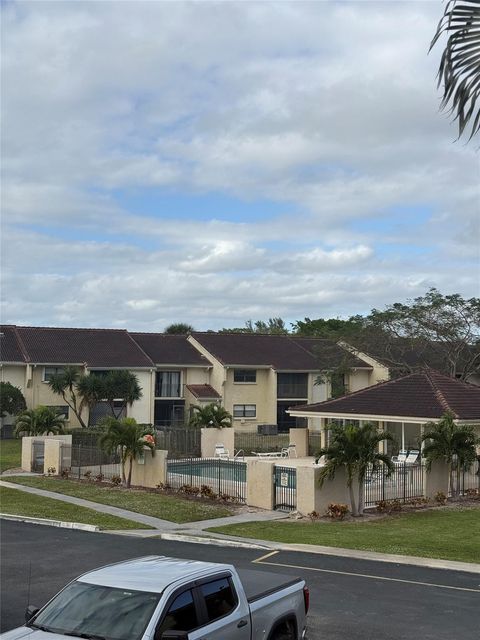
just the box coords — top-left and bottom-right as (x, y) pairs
(83, 470), (92, 480)
(95, 472), (104, 483)
(376, 499), (402, 514)
(465, 488), (480, 499)
(200, 485), (216, 499)
(434, 491), (447, 505)
(111, 475), (122, 486)
(60, 468), (70, 479)
(179, 484), (200, 496)
(404, 497), (430, 508)
(308, 511), (320, 521)
(46, 466), (56, 476)
(326, 503), (349, 520)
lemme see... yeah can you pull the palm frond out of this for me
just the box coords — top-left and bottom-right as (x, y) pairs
(430, 0), (480, 139)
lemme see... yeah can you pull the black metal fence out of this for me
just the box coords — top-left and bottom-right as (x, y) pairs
(308, 432), (322, 457)
(155, 427), (201, 458)
(451, 464), (480, 496)
(273, 465), (297, 512)
(234, 432), (289, 456)
(69, 444), (122, 480)
(364, 463), (425, 506)
(166, 457), (247, 502)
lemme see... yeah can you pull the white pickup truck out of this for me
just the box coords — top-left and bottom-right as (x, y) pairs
(2, 556), (309, 640)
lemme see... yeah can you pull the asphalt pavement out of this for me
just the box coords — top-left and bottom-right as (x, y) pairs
(1, 520), (479, 639)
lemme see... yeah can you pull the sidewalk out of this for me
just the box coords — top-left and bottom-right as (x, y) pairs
(2, 479), (480, 574)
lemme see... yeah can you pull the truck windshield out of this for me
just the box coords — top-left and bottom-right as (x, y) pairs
(30, 580), (160, 640)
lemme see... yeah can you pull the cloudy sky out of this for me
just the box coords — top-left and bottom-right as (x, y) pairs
(1, 0), (478, 332)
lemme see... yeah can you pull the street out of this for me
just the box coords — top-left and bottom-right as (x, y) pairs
(1, 521), (479, 639)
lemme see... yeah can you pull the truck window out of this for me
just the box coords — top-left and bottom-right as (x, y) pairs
(156, 589), (198, 637)
(199, 578), (237, 622)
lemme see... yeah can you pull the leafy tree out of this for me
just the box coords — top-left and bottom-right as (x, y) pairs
(316, 422), (394, 516)
(14, 406), (65, 437)
(99, 417), (156, 487)
(48, 366), (88, 428)
(365, 289), (480, 380)
(221, 318), (289, 334)
(0, 382), (26, 418)
(430, 0), (480, 141)
(292, 316), (365, 339)
(421, 412), (479, 498)
(165, 323), (194, 334)
(189, 403), (232, 428)
(101, 370), (143, 419)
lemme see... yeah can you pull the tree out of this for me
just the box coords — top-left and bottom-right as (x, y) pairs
(99, 417), (156, 488)
(220, 317), (289, 334)
(0, 382), (26, 418)
(48, 366), (88, 428)
(365, 289), (480, 380)
(430, 0), (480, 141)
(421, 412), (479, 498)
(14, 406), (65, 437)
(165, 323), (194, 334)
(101, 370), (142, 419)
(189, 403), (232, 428)
(292, 316), (365, 339)
(316, 422), (394, 516)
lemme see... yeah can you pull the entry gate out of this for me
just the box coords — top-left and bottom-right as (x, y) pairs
(273, 465), (297, 512)
(31, 441), (45, 473)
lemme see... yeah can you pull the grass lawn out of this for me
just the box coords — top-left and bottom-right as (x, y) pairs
(0, 439), (22, 473)
(0, 486), (151, 530)
(208, 507), (480, 564)
(5, 476), (234, 524)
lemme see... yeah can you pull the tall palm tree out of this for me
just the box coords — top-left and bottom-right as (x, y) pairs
(189, 403), (232, 429)
(99, 417), (156, 488)
(14, 406), (65, 437)
(316, 422), (394, 516)
(421, 412), (479, 498)
(430, 0), (480, 140)
(102, 371), (142, 419)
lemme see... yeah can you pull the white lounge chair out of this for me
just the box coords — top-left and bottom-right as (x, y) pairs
(281, 444), (297, 458)
(214, 443), (230, 460)
(392, 450), (408, 464)
(405, 450), (420, 464)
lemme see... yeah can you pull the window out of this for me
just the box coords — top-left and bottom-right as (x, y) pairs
(277, 372), (308, 398)
(47, 406), (69, 419)
(199, 578), (236, 622)
(156, 589), (198, 637)
(155, 371), (181, 397)
(233, 369), (256, 383)
(233, 404), (256, 418)
(43, 367), (65, 382)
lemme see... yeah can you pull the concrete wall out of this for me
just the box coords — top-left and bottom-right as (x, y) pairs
(201, 427), (235, 458)
(348, 369), (371, 393)
(130, 449), (168, 488)
(424, 460), (450, 499)
(289, 428), (308, 457)
(246, 459), (275, 510)
(296, 466), (358, 515)
(128, 369), (154, 424)
(21, 435), (72, 472)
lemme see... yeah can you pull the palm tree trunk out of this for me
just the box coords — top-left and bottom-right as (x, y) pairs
(127, 456), (133, 488)
(348, 482), (358, 516)
(449, 466), (455, 500)
(357, 478), (365, 516)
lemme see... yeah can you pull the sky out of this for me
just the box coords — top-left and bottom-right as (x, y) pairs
(1, 0), (479, 332)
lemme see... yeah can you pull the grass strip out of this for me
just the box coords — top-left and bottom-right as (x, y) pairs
(6, 476), (234, 523)
(0, 486), (151, 530)
(208, 507), (480, 564)
(0, 440), (22, 473)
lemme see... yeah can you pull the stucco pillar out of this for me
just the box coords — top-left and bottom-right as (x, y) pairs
(21, 437), (35, 472)
(130, 449), (168, 488)
(201, 427), (235, 458)
(313, 467), (358, 516)
(44, 439), (62, 475)
(289, 428), (308, 457)
(424, 460), (449, 499)
(296, 465), (318, 514)
(246, 459), (275, 510)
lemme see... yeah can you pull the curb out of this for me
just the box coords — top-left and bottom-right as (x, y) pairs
(0, 514), (99, 532)
(160, 532), (271, 550)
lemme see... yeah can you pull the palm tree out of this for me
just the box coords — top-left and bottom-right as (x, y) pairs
(189, 403), (232, 429)
(102, 371), (142, 419)
(14, 406), (65, 437)
(430, 0), (480, 140)
(165, 323), (194, 334)
(316, 422), (394, 516)
(48, 366), (88, 428)
(99, 417), (156, 488)
(421, 412), (479, 498)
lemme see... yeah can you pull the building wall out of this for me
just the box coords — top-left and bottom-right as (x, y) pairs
(29, 365), (87, 428)
(0, 364), (27, 395)
(348, 369), (372, 393)
(128, 369), (154, 424)
(225, 367), (273, 431)
(187, 337), (226, 399)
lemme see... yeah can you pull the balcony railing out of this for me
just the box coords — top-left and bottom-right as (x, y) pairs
(155, 383), (184, 398)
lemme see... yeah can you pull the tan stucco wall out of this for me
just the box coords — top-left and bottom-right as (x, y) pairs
(28, 366), (87, 428)
(246, 459), (275, 509)
(226, 368), (273, 429)
(128, 369), (154, 424)
(130, 449), (167, 488)
(348, 369), (371, 393)
(201, 427), (235, 458)
(0, 364), (27, 395)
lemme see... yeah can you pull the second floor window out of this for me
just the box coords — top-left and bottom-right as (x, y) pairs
(43, 366), (65, 382)
(155, 371), (181, 397)
(233, 369), (256, 383)
(277, 372), (308, 398)
(233, 404), (256, 418)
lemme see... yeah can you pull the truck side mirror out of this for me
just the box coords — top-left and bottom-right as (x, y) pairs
(25, 605), (39, 623)
(161, 632), (189, 640)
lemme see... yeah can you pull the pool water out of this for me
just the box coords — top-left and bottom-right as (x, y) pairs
(167, 459), (247, 483)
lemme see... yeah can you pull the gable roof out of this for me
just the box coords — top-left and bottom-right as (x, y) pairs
(190, 333), (371, 371)
(0, 326), (28, 363)
(186, 384), (221, 399)
(1, 326), (154, 368)
(130, 333), (211, 367)
(290, 369), (480, 421)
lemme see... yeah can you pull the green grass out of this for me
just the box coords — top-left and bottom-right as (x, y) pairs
(208, 508), (480, 564)
(0, 486), (151, 530)
(0, 439), (22, 473)
(6, 476), (234, 524)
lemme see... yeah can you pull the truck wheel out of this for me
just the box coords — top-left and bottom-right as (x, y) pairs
(271, 621), (296, 640)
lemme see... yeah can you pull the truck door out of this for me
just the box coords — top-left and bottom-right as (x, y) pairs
(189, 576), (250, 640)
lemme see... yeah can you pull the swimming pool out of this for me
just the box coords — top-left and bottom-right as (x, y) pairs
(167, 458), (247, 482)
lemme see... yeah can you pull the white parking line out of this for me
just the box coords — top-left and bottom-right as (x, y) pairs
(252, 551), (480, 593)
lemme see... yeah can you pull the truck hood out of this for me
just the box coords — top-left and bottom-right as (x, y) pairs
(1, 627), (71, 640)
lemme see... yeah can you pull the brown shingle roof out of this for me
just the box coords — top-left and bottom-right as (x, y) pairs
(186, 384), (221, 399)
(0, 326), (28, 363)
(191, 333), (371, 371)
(130, 333), (211, 366)
(291, 369), (480, 421)
(10, 326), (154, 368)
